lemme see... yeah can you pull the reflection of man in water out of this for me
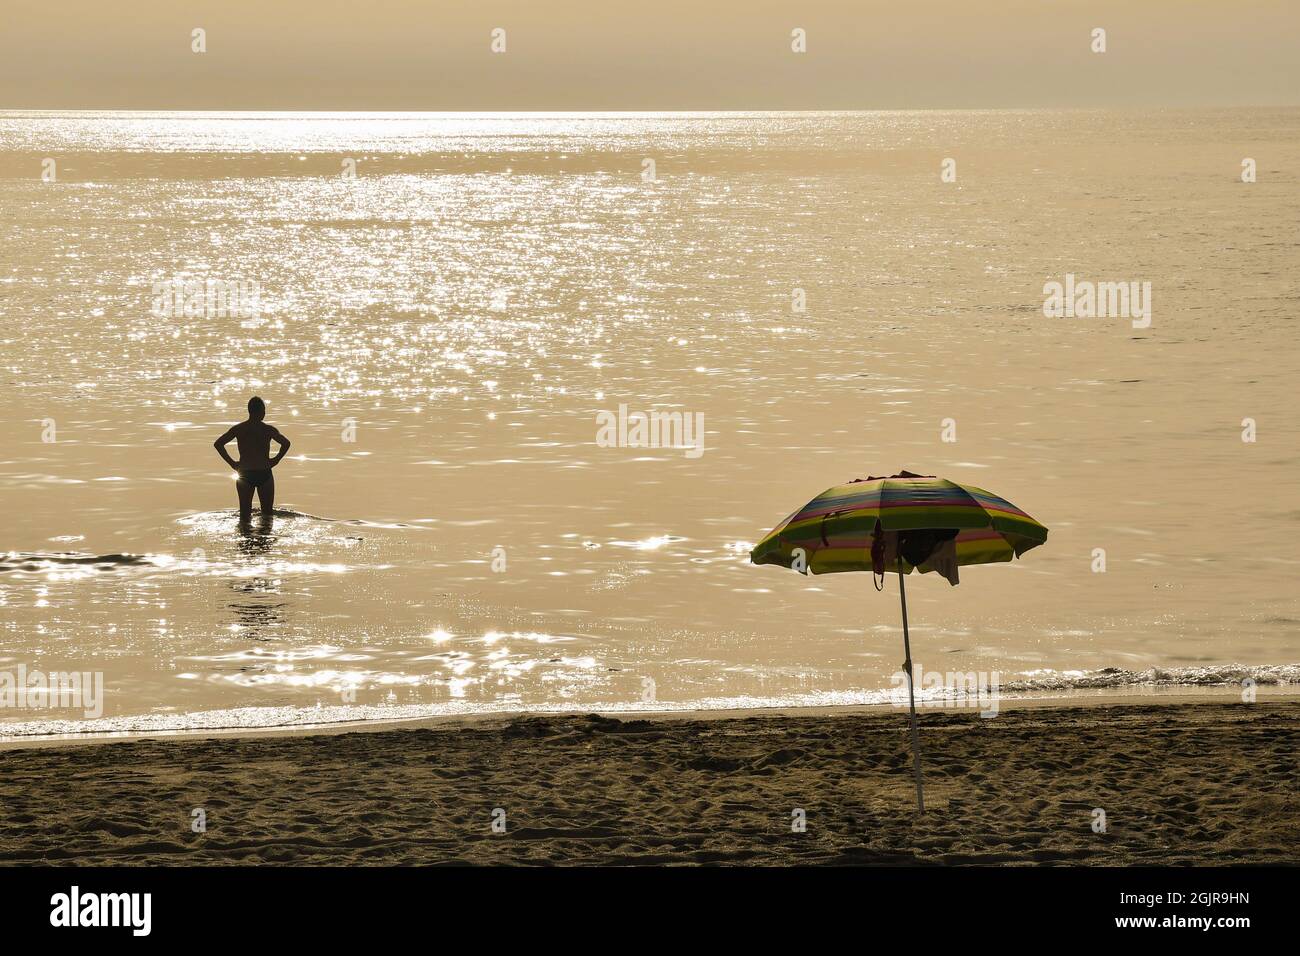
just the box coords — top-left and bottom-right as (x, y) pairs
(214, 397), (291, 524)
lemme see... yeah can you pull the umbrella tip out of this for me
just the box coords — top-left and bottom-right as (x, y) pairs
(855, 469), (935, 482)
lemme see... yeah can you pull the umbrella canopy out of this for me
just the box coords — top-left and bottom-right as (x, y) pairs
(750, 471), (1048, 576)
(750, 470), (1049, 812)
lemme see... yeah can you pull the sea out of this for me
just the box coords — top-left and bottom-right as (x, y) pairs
(1, 109), (1297, 737)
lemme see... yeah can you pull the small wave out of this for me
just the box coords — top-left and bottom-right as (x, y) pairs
(178, 508), (331, 525)
(0, 693), (894, 739)
(1002, 663), (1300, 691)
(178, 509), (421, 529)
(0, 551), (153, 573)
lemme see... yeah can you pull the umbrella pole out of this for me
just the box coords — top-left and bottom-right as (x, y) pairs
(898, 564), (925, 812)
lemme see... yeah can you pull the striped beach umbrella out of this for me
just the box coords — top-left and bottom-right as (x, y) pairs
(750, 471), (1048, 811)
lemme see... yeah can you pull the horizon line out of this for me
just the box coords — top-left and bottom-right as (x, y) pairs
(3, 104), (1299, 115)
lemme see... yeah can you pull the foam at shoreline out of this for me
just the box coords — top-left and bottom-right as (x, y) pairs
(3, 662), (1295, 742)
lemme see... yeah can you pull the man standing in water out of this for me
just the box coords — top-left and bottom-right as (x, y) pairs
(213, 397), (291, 523)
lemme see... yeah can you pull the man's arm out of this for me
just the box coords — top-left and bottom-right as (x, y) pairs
(213, 427), (239, 470)
(269, 428), (291, 467)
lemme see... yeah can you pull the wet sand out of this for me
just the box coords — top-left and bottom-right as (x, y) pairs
(1, 699), (1296, 865)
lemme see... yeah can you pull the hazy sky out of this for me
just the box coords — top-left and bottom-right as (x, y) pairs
(2, 0), (1297, 110)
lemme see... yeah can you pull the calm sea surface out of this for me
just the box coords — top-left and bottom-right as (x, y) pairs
(1, 110), (1298, 735)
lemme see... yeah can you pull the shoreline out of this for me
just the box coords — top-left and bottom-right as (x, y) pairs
(3, 684), (1295, 750)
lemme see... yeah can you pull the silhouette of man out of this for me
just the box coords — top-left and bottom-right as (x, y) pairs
(214, 397), (291, 523)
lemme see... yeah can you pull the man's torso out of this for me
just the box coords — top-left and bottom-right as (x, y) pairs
(234, 421), (275, 469)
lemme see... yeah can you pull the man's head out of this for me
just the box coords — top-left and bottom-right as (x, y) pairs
(248, 396), (266, 421)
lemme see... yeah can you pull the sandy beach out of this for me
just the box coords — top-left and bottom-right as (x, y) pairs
(2, 699), (1295, 866)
